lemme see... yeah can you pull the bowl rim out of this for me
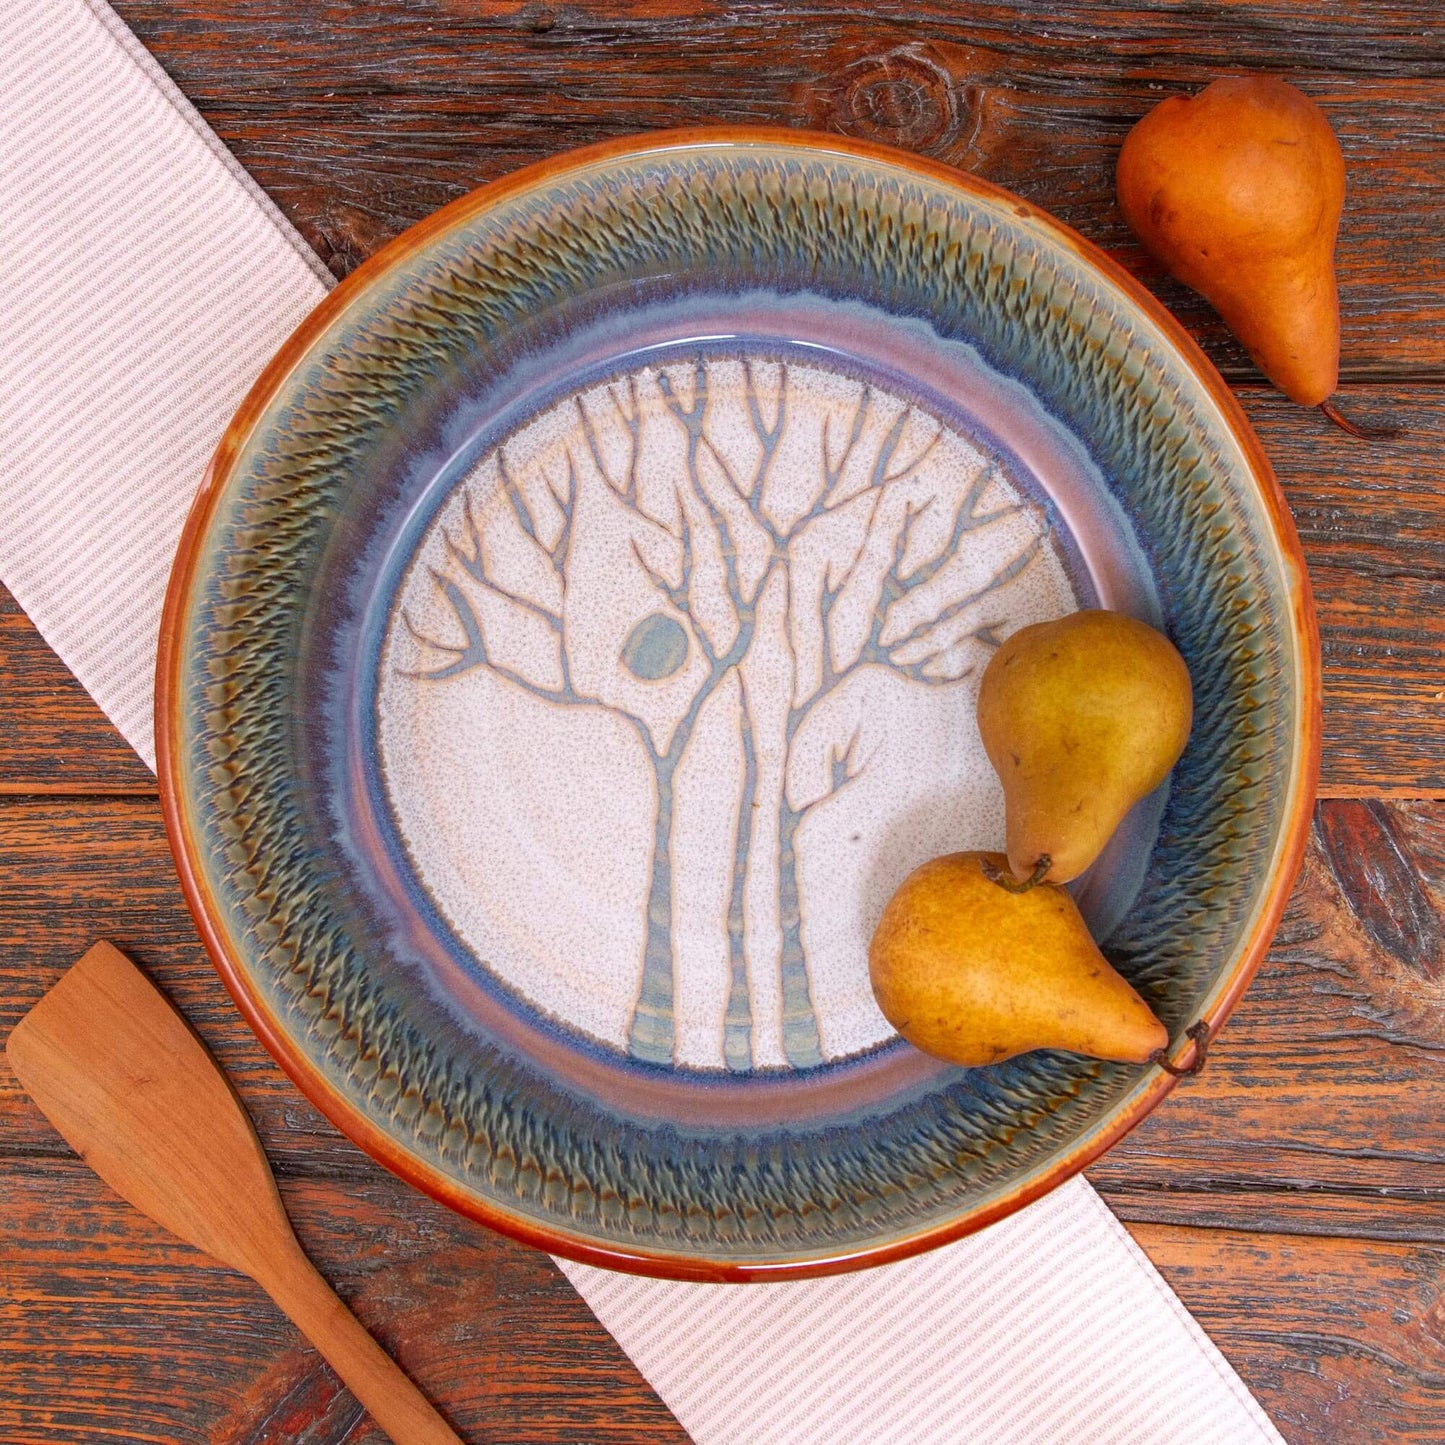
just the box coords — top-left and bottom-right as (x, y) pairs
(156, 125), (1321, 1282)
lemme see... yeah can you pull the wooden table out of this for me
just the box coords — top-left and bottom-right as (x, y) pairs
(3, 4), (1442, 1440)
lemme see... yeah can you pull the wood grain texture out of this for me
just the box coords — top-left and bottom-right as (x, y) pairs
(1135, 1224), (1445, 1443)
(4, 796), (1445, 1441)
(1091, 800), (1445, 1245)
(108, 0), (1445, 379)
(0, 590), (155, 794)
(3, 3), (1443, 1440)
(5, 382), (1440, 797)
(0, 1159), (687, 1445)
(7, 942), (464, 1445)
(0, 796), (375, 1168)
(5, 796), (1442, 1219)
(1248, 389), (1445, 799)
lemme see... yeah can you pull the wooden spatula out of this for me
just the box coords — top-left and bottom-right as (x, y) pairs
(5, 941), (463, 1445)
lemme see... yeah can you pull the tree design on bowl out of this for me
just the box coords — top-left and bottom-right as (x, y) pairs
(161, 133), (1316, 1276)
(381, 354), (1075, 1073)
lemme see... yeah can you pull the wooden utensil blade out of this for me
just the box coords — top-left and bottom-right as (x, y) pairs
(5, 940), (294, 1279)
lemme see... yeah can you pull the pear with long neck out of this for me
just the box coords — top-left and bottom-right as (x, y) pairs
(869, 852), (1167, 1067)
(977, 610), (1193, 886)
(1117, 76), (1345, 413)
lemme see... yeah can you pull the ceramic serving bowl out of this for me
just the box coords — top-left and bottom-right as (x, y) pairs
(158, 129), (1319, 1281)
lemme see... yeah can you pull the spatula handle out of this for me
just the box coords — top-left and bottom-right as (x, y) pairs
(262, 1243), (463, 1445)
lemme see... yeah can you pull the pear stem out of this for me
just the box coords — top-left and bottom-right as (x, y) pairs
(1150, 1019), (1210, 1077)
(1318, 399), (1397, 442)
(981, 855), (1052, 894)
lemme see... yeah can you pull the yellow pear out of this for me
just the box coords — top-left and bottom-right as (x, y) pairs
(977, 610), (1192, 885)
(869, 852), (1167, 1066)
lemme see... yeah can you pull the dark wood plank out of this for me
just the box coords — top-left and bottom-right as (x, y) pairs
(1092, 799), (1445, 1242)
(1254, 387), (1445, 799)
(5, 794), (1445, 1246)
(4, 389), (1441, 798)
(0, 589), (155, 794)
(110, 1), (1445, 380)
(4, 6), (1443, 1440)
(0, 1158), (686, 1445)
(1135, 1222), (1445, 1444)
(5, 1163), (1444, 1445)
(0, 796), (354, 1169)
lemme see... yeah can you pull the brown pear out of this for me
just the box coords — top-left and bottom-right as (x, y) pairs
(1117, 76), (1345, 412)
(977, 610), (1192, 885)
(869, 852), (1167, 1067)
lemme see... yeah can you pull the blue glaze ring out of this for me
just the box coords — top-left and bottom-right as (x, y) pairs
(157, 130), (1319, 1281)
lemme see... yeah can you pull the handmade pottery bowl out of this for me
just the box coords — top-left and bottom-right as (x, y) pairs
(158, 130), (1319, 1280)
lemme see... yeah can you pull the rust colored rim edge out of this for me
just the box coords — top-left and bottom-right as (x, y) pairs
(156, 125), (1322, 1283)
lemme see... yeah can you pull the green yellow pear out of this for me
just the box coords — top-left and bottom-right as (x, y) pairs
(977, 610), (1192, 885)
(869, 852), (1167, 1066)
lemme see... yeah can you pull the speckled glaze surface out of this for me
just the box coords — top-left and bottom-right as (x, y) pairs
(158, 130), (1318, 1280)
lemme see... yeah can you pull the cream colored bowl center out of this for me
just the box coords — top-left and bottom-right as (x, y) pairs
(378, 354), (1076, 1072)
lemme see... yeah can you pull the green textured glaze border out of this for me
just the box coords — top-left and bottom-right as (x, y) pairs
(158, 130), (1318, 1280)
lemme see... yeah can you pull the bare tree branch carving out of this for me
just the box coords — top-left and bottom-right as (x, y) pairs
(400, 357), (1051, 1070)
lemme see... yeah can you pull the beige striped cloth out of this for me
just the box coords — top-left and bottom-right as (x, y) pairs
(0, 4), (1284, 1441)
